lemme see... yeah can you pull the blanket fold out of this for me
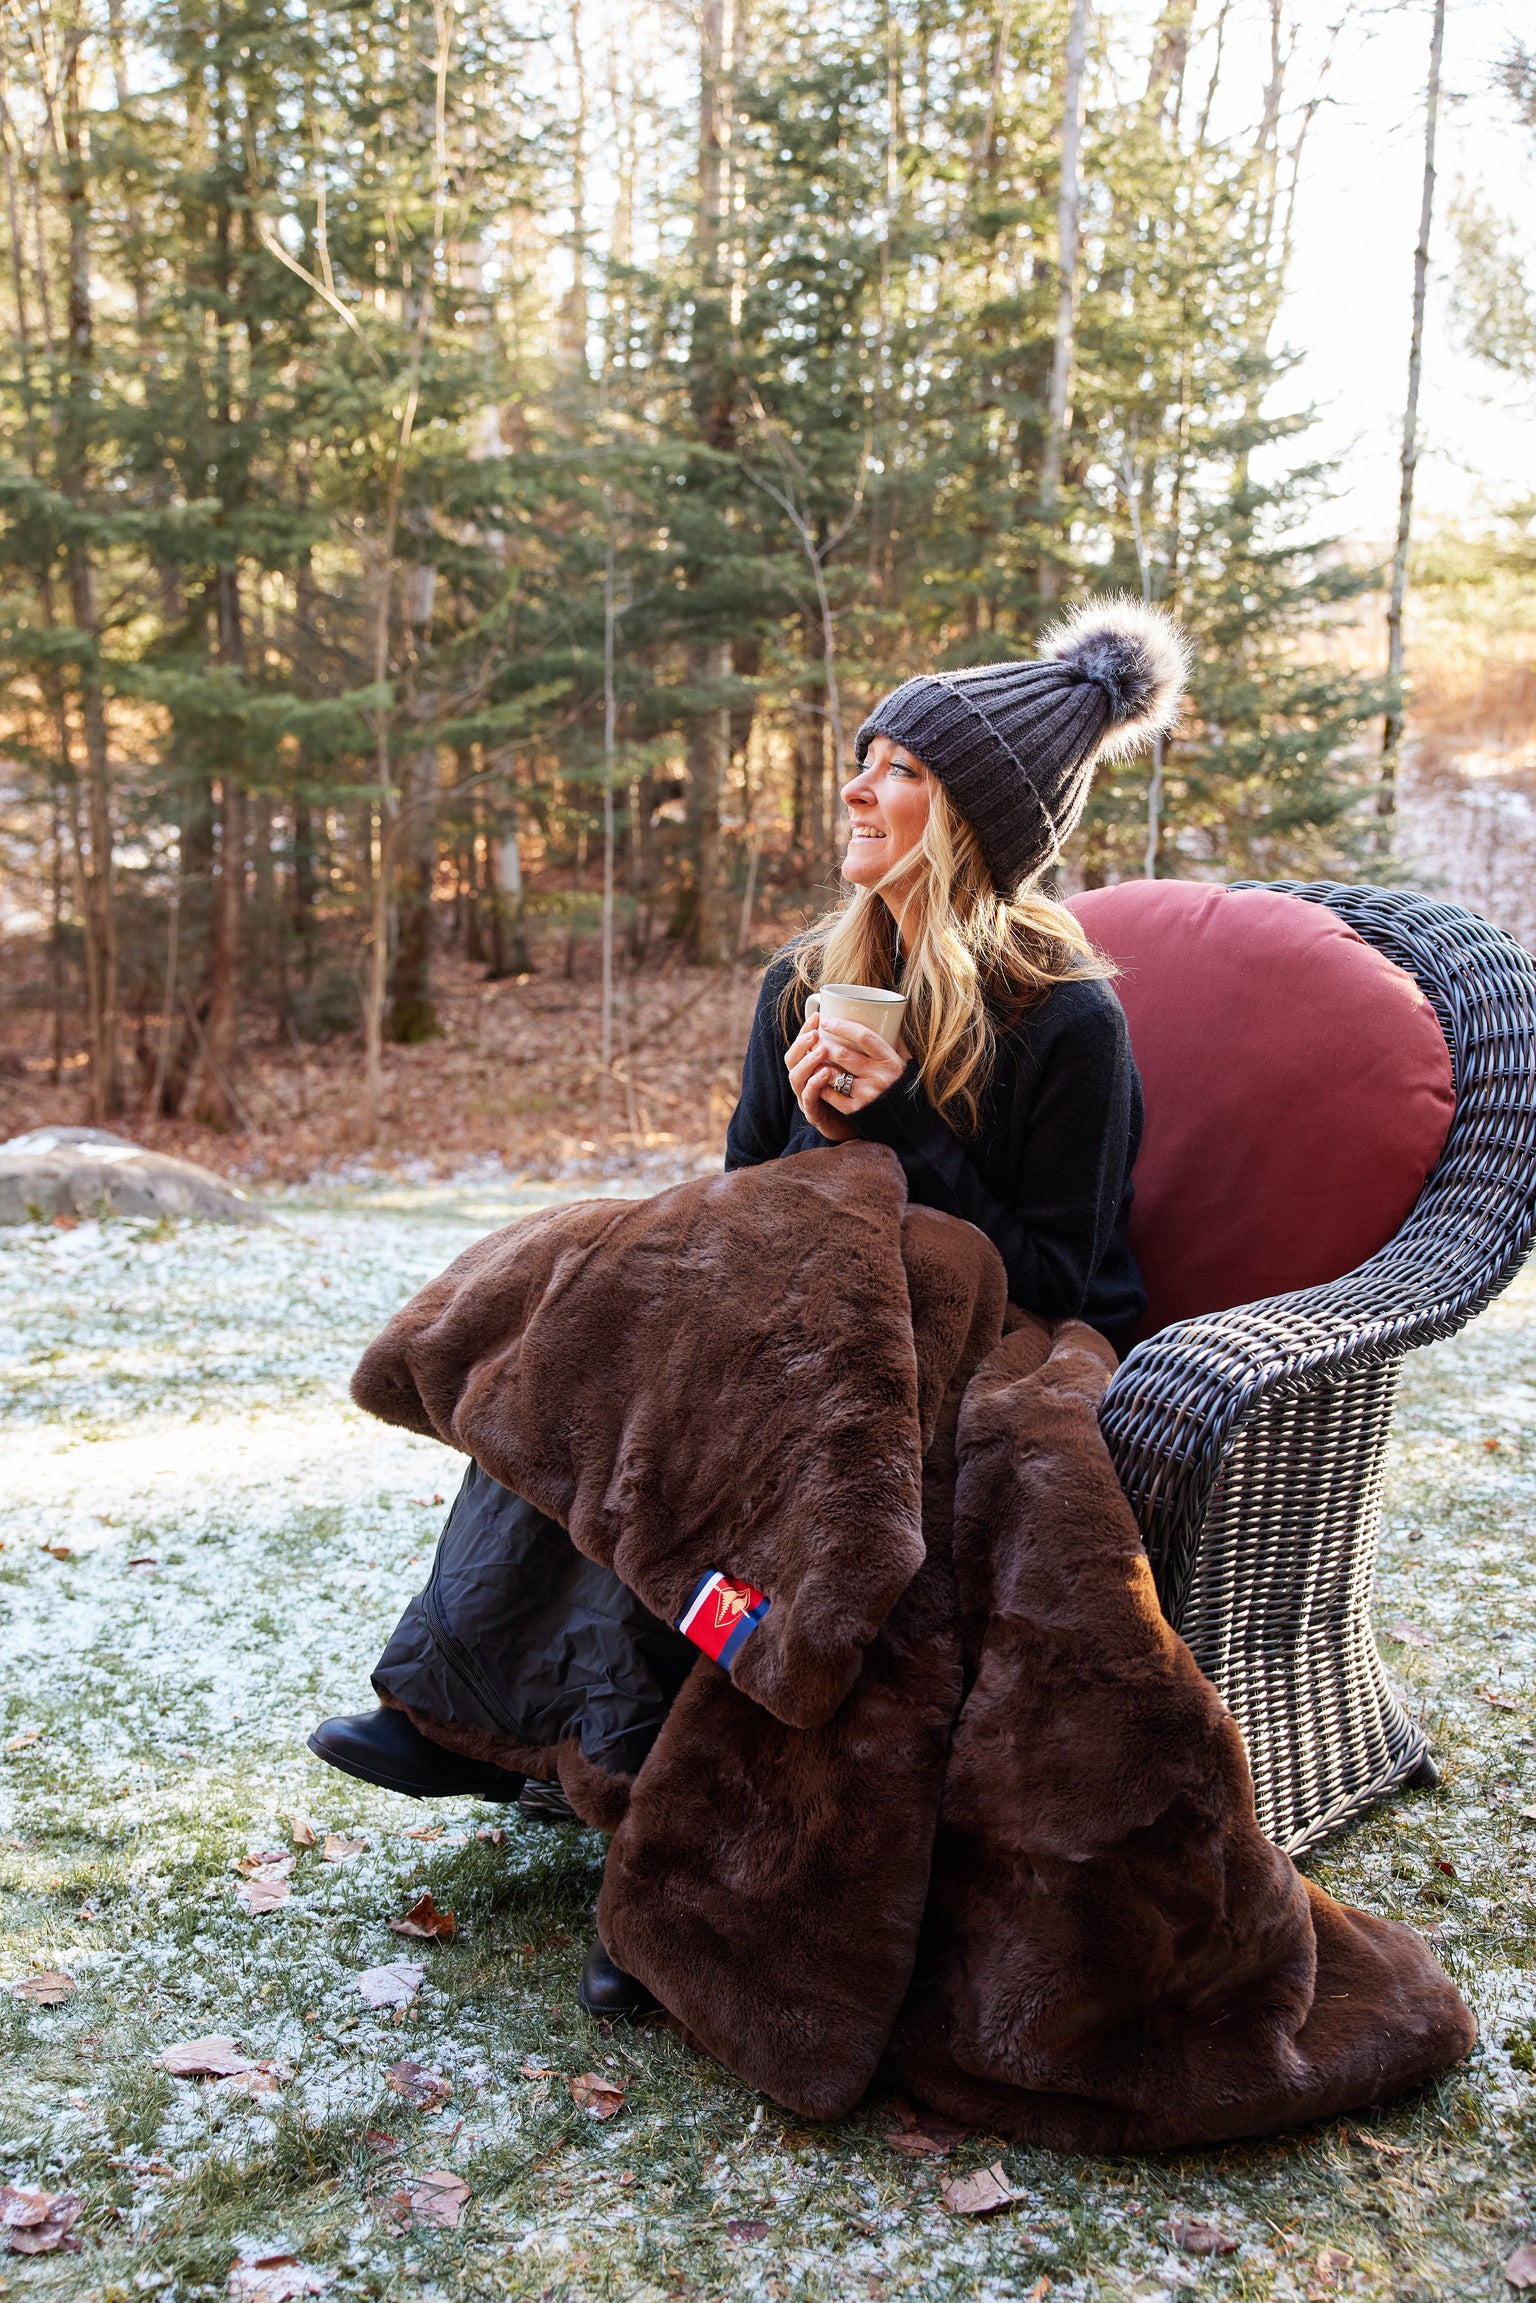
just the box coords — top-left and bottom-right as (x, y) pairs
(352, 1148), (1474, 2147)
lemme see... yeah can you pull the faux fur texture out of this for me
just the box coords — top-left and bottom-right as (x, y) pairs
(352, 1145), (926, 1731)
(1040, 595), (1190, 761)
(351, 1150), (1475, 2145)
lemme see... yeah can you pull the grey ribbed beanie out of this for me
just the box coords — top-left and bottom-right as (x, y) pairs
(853, 598), (1190, 895)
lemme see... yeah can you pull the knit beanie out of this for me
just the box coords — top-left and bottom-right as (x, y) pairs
(853, 598), (1191, 895)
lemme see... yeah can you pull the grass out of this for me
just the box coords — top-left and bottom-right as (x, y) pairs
(2, 1189), (1534, 2303)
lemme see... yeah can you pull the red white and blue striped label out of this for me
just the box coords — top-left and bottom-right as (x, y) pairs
(676, 1570), (770, 1666)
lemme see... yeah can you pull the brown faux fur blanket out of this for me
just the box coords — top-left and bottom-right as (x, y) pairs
(352, 1144), (1474, 2147)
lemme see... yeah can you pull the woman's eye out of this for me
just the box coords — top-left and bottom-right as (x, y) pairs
(889, 760), (917, 779)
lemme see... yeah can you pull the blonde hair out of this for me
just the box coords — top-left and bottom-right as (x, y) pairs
(783, 784), (1110, 1138)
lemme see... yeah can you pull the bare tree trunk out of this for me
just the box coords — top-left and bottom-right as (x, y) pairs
(1039, 0), (1089, 606)
(61, 34), (119, 1119)
(197, 770), (246, 1127)
(387, 746), (440, 1041)
(1379, 0), (1446, 823)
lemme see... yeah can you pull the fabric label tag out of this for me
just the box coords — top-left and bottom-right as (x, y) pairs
(677, 1570), (770, 1667)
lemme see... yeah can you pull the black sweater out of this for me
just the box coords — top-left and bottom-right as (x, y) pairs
(724, 956), (1146, 1342)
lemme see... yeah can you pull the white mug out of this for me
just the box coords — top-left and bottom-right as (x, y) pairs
(806, 983), (907, 1048)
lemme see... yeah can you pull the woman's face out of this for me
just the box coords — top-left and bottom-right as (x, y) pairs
(840, 736), (934, 890)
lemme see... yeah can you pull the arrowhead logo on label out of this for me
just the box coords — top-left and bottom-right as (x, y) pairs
(676, 1570), (770, 1666)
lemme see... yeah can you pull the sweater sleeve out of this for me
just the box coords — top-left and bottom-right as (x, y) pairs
(852, 982), (1138, 1321)
(724, 958), (830, 1169)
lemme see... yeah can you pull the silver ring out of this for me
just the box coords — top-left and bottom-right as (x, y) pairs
(834, 1069), (855, 1098)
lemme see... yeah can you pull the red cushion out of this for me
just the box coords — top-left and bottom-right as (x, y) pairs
(1067, 883), (1456, 1341)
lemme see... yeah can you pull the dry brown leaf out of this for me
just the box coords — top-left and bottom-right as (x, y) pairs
(569, 2071), (626, 2119)
(1479, 1687), (1522, 1713)
(14, 1971), (73, 2006)
(1311, 2248), (1354, 2287)
(45, 1545), (71, 1560)
(1506, 2242), (1536, 2290)
(388, 1891), (456, 1942)
(1170, 2215), (1239, 2256)
(475, 1826), (506, 1844)
(387, 2169), (470, 2231)
(384, 2059), (452, 2111)
(883, 2098), (971, 2158)
(289, 1817), (317, 1849)
(3, 1730), (41, 1751)
(940, 2164), (1020, 2217)
(1385, 1618), (1434, 1648)
(405, 1824), (443, 1841)
(227, 2250), (332, 2300)
(726, 2219), (771, 2242)
(237, 1872), (291, 1914)
(1350, 2130), (1410, 2157)
(364, 2129), (400, 2157)
(1023, 2282), (1051, 2301)
(161, 2035), (256, 2079)
(231, 1851), (293, 1878)
(408, 1494), (446, 1507)
(1, 2184), (82, 2254)
(323, 1833), (367, 1863)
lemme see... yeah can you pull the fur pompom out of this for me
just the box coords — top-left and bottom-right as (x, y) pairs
(1040, 596), (1191, 760)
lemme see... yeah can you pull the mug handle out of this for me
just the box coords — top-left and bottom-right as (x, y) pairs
(805, 993), (821, 1024)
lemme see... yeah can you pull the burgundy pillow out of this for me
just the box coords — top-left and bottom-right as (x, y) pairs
(1067, 882), (1455, 1343)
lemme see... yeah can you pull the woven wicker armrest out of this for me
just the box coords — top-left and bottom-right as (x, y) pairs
(1100, 881), (1536, 1621)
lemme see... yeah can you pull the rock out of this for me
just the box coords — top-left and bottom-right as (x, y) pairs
(0, 1128), (264, 1227)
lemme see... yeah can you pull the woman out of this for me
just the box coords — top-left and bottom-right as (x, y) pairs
(308, 597), (1188, 2018)
(727, 596), (1187, 1348)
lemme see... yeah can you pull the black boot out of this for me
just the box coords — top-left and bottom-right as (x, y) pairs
(578, 1938), (656, 2021)
(307, 1708), (526, 1803)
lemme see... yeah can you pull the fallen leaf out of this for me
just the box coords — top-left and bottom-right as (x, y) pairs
(237, 1873), (291, 1914)
(1484, 1437), (1501, 1452)
(569, 2071), (626, 2119)
(476, 1826), (505, 1844)
(1479, 1688), (1522, 1713)
(407, 2169), (471, 2229)
(385, 2059), (452, 2110)
(356, 1961), (424, 2009)
(883, 2099), (972, 2158)
(161, 2035), (255, 2078)
(45, 1545), (72, 1560)
(1350, 2130), (1410, 2157)
(290, 1817), (317, 1849)
(517, 2057), (553, 2078)
(3, 1731), (41, 1751)
(1385, 1618), (1434, 1648)
(1507, 2244), (1536, 2291)
(1023, 2283), (1051, 2301)
(227, 2249), (333, 2300)
(14, 1971), (74, 2006)
(232, 1851), (295, 1879)
(408, 1495), (445, 1507)
(1, 2184), (82, 2254)
(726, 2219), (771, 2242)
(364, 2129), (400, 2156)
(389, 1891), (456, 1942)
(1312, 2248), (1354, 2287)
(1435, 1858), (1456, 1877)
(1170, 2215), (1239, 2256)
(405, 1824), (443, 1841)
(323, 1834), (367, 1863)
(940, 2163), (1020, 2216)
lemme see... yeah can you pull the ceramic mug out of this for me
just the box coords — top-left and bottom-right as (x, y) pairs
(806, 982), (907, 1048)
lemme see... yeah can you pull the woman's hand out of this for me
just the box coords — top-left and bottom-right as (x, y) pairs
(785, 1016), (909, 1141)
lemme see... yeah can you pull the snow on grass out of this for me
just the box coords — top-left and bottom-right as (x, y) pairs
(2, 1193), (1535, 2301)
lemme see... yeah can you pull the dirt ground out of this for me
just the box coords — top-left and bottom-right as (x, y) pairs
(0, 939), (767, 1187)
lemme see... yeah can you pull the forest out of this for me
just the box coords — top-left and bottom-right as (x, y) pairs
(0, 0), (1531, 1160)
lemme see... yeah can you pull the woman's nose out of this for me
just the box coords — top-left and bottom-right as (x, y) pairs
(842, 770), (876, 809)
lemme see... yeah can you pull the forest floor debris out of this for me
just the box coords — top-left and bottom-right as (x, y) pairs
(1, 1187), (1534, 2299)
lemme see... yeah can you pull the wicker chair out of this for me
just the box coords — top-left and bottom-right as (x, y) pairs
(1099, 882), (1536, 1857)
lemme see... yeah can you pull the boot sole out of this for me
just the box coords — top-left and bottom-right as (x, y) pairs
(305, 1730), (520, 1803)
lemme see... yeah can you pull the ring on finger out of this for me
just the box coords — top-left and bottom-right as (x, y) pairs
(833, 1069), (855, 1098)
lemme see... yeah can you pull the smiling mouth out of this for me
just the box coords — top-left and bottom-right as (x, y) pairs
(848, 826), (887, 841)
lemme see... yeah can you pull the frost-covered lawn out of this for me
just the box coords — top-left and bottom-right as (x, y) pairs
(2, 1191), (1534, 2303)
